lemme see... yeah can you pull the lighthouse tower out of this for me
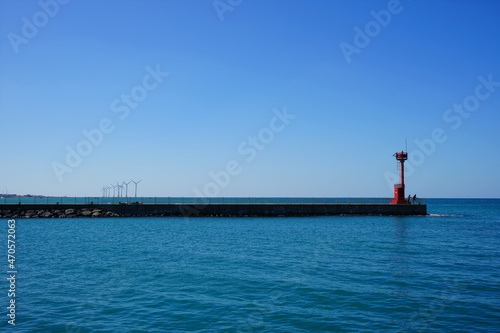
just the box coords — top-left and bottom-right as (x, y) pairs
(390, 151), (409, 204)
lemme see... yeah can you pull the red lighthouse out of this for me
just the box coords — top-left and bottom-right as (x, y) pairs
(390, 151), (409, 204)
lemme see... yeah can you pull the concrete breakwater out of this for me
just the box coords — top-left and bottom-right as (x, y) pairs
(0, 202), (427, 218)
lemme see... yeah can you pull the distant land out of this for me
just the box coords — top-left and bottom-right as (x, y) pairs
(0, 194), (45, 198)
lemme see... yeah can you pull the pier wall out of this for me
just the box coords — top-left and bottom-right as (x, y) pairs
(0, 203), (427, 218)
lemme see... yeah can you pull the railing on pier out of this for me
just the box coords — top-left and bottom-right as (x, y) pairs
(0, 196), (426, 205)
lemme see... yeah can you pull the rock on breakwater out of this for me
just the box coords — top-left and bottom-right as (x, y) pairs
(0, 208), (120, 219)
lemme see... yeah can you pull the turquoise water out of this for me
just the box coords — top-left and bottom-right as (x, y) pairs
(1, 199), (499, 332)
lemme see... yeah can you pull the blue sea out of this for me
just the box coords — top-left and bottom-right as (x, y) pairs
(2, 199), (499, 332)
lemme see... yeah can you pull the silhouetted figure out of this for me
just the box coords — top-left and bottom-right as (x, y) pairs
(413, 194), (417, 204)
(408, 195), (411, 204)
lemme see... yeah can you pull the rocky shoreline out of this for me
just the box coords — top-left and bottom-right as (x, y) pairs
(0, 208), (122, 219)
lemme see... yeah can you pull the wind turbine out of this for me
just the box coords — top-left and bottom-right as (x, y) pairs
(131, 179), (141, 197)
(102, 186), (107, 197)
(110, 184), (116, 197)
(115, 181), (121, 197)
(122, 180), (132, 197)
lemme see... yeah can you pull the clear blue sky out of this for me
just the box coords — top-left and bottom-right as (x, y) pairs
(1, 0), (499, 198)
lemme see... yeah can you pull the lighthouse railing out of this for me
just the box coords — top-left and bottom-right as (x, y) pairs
(0, 196), (425, 205)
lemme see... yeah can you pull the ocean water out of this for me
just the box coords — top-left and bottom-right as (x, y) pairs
(1, 199), (499, 332)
